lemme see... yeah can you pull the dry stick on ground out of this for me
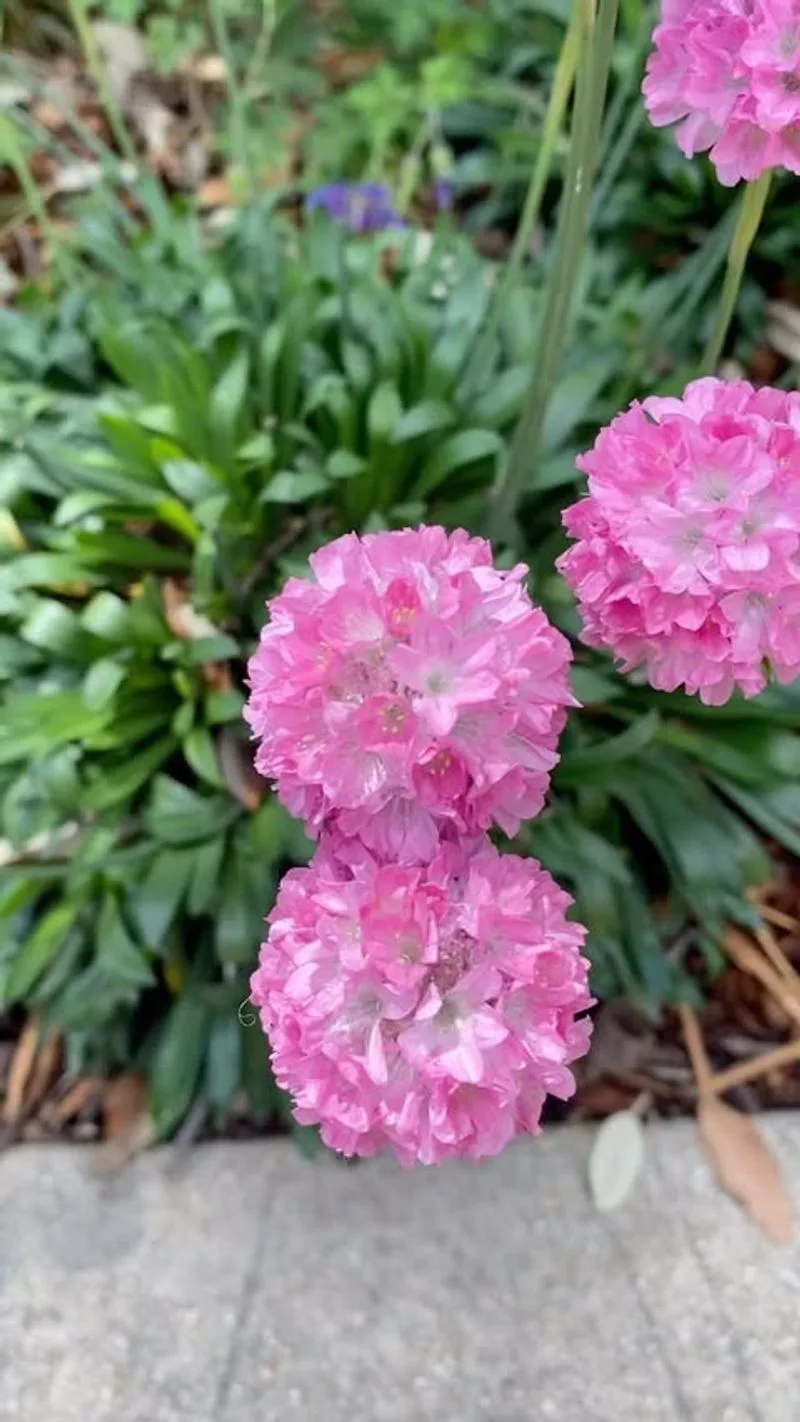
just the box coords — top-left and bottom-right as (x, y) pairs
(710, 1038), (800, 1096)
(758, 904), (800, 935)
(754, 921), (800, 988)
(723, 927), (800, 1028)
(2, 1016), (41, 1126)
(679, 1003), (715, 1097)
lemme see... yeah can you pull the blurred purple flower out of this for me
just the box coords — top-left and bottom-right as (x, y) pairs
(306, 182), (406, 233)
(433, 178), (454, 212)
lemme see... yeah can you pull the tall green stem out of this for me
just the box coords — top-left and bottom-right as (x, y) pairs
(208, 0), (257, 202)
(0, 115), (73, 284)
(462, 1), (582, 396)
(491, 0), (619, 539)
(701, 170), (771, 373)
(66, 0), (137, 163)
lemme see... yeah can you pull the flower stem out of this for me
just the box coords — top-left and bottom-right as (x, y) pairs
(66, 0), (137, 163)
(462, 0), (582, 397)
(0, 114), (73, 285)
(208, 0), (257, 202)
(701, 170), (772, 373)
(491, 0), (619, 540)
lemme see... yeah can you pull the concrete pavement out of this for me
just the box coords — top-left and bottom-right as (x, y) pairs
(1, 1118), (799, 1421)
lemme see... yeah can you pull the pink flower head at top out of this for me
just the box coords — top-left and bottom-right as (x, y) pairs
(558, 377), (800, 705)
(245, 526), (574, 855)
(250, 833), (592, 1166)
(643, 0), (800, 185)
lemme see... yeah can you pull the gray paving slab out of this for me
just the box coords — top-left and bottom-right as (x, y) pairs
(0, 1117), (799, 1422)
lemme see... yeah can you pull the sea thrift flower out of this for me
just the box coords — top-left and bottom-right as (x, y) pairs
(245, 527), (575, 849)
(643, 0), (800, 184)
(250, 834), (592, 1165)
(558, 377), (800, 705)
(305, 181), (405, 231)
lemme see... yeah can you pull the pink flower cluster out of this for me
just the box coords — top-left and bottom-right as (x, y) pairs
(245, 525), (575, 854)
(245, 527), (592, 1165)
(643, 0), (800, 185)
(558, 378), (800, 705)
(250, 834), (591, 1165)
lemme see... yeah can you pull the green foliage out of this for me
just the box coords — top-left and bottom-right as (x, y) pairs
(3, 0), (799, 1141)
(2, 186), (799, 1141)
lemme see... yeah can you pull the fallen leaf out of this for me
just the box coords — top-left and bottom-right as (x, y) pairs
(102, 1071), (148, 1139)
(163, 578), (220, 641)
(588, 1109), (646, 1212)
(131, 87), (174, 163)
(697, 1097), (794, 1244)
(184, 54), (228, 83)
(217, 727), (264, 810)
(2, 1017), (41, 1125)
(92, 21), (148, 106)
(198, 175), (233, 209)
(23, 1032), (63, 1114)
(317, 44), (385, 85)
(52, 1077), (103, 1125)
(94, 1072), (155, 1174)
(30, 101), (65, 132)
(52, 160), (104, 195)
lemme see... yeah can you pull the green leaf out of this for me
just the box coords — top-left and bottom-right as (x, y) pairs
(183, 726), (224, 788)
(187, 836), (226, 916)
(241, 1013), (280, 1122)
(81, 735), (177, 812)
(557, 712), (661, 783)
(150, 991), (211, 1138)
(570, 666), (624, 704)
(74, 531), (192, 571)
(4, 902), (79, 1005)
(131, 850), (195, 950)
(412, 429), (503, 499)
(367, 381), (403, 443)
(390, 399), (455, 444)
(210, 352), (250, 463)
(161, 458), (221, 504)
(711, 775), (800, 858)
(205, 1013), (242, 1113)
(145, 775), (238, 845)
(82, 657), (126, 711)
(81, 592), (131, 642)
(2, 553), (100, 592)
(215, 853), (266, 966)
(469, 365), (529, 427)
(262, 470), (329, 504)
(206, 688), (245, 724)
(541, 353), (617, 453)
(97, 895), (155, 989)
(20, 600), (96, 661)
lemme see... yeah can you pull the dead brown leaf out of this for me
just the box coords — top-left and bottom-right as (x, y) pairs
(198, 175), (233, 209)
(23, 1032), (63, 1114)
(51, 1076), (103, 1125)
(102, 1071), (148, 1138)
(162, 578), (220, 641)
(316, 44), (385, 85)
(217, 727), (264, 811)
(697, 1098), (794, 1244)
(2, 1016), (41, 1125)
(184, 53), (228, 84)
(94, 1072), (155, 1174)
(31, 101), (66, 133)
